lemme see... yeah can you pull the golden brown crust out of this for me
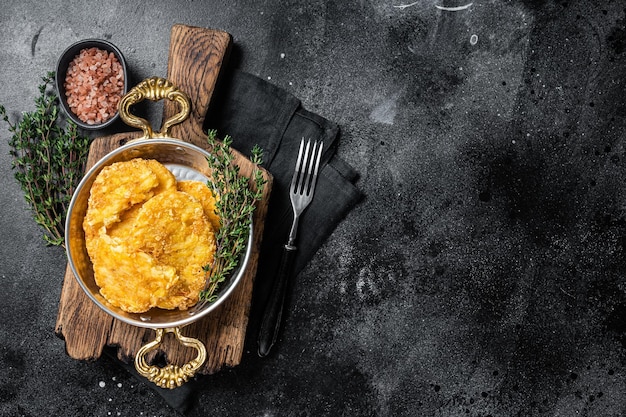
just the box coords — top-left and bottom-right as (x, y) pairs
(83, 158), (176, 239)
(177, 180), (221, 232)
(130, 190), (216, 310)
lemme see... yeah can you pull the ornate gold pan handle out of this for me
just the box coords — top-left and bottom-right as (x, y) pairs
(118, 76), (191, 139)
(119, 78), (202, 388)
(135, 327), (207, 389)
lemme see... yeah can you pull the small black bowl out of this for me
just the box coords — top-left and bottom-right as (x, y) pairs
(55, 39), (129, 130)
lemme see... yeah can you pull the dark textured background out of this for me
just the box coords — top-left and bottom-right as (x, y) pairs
(2, 0), (626, 415)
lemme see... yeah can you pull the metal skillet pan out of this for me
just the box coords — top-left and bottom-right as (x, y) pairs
(65, 77), (252, 388)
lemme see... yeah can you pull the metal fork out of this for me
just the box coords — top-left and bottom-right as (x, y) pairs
(257, 138), (323, 357)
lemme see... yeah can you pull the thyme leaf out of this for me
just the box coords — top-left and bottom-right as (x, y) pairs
(0, 71), (90, 247)
(198, 130), (266, 304)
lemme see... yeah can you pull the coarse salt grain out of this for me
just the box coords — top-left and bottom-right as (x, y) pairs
(64, 47), (124, 125)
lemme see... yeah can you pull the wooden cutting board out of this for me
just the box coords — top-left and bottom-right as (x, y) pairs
(55, 24), (272, 375)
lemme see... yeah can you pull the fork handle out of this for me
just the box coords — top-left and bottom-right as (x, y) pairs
(257, 244), (297, 357)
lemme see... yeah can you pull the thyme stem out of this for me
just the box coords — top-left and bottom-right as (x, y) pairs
(198, 130), (266, 304)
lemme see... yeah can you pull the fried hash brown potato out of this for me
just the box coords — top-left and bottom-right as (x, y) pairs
(83, 158), (218, 313)
(89, 233), (178, 313)
(83, 158), (176, 248)
(127, 190), (217, 310)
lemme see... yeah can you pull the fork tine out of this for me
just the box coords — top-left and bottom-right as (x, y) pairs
(290, 139), (305, 193)
(298, 141), (313, 195)
(298, 140), (312, 195)
(290, 138), (324, 198)
(308, 141), (323, 195)
(303, 141), (318, 195)
(300, 141), (317, 195)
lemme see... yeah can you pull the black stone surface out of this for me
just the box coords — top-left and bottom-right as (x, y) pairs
(2, 0), (626, 415)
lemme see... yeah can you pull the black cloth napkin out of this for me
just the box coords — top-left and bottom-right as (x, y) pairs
(144, 70), (363, 414)
(204, 70), (363, 337)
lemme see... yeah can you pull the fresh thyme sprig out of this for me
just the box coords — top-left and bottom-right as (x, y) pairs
(199, 130), (266, 303)
(0, 71), (90, 247)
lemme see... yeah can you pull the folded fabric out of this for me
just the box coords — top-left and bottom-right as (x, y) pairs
(204, 70), (363, 336)
(152, 70), (363, 413)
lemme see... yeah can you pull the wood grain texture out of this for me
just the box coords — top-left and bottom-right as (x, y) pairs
(163, 24), (231, 147)
(55, 25), (273, 376)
